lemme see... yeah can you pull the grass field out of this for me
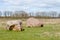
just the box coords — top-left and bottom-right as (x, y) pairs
(0, 18), (60, 40)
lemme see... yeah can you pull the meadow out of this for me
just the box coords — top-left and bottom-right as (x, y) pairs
(0, 18), (60, 40)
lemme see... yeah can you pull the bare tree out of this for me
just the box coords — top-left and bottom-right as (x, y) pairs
(0, 11), (2, 17)
(13, 11), (29, 17)
(3, 11), (13, 17)
(58, 13), (60, 17)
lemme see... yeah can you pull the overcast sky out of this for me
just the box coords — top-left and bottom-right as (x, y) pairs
(0, 0), (60, 12)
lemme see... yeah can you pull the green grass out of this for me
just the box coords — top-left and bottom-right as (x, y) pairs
(0, 18), (60, 40)
(0, 24), (60, 40)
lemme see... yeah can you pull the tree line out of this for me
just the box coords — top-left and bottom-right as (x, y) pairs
(0, 11), (60, 18)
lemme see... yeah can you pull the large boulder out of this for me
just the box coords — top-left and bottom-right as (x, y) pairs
(26, 18), (44, 27)
(6, 20), (24, 31)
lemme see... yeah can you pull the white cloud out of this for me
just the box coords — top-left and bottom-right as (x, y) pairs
(3, 0), (60, 7)
(0, 0), (60, 12)
(3, 0), (21, 5)
(3, 0), (35, 5)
